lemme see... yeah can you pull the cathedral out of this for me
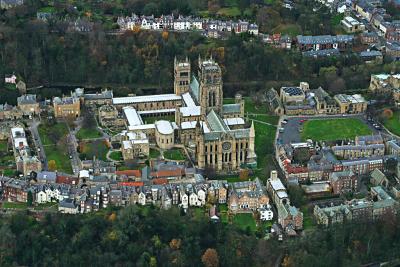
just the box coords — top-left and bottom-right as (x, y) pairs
(174, 56), (257, 172)
(111, 56), (257, 173)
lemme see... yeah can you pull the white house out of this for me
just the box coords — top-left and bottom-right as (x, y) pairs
(197, 189), (206, 206)
(5, 74), (17, 84)
(138, 192), (146, 206)
(180, 193), (188, 209)
(189, 192), (199, 206)
(36, 190), (48, 204)
(260, 207), (274, 221)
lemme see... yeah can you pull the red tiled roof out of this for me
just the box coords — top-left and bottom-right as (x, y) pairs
(118, 181), (144, 187)
(116, 170), (141, 177)
(56, 175), (79, 185)
(152, 178), (169, 185)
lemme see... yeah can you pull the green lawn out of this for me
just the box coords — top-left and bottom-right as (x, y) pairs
(3, 202), (27, 209)
(80, 140), (109, 161)
(143, 115), (175, 124)
(4, 83), (16, 91)
(38, 122), (69, 146)
(109, 151), (123, 161)
(383, 111), (400, 136)
(301, 118), (372, 141)
(45, 145), (72, 173)
(272, 24), (302, 36)
(163, 149), (186, 161)
(224, 97), (269, 115)
(0, 141), (8, 152)
(38, 122), (72, 173)
(217, 7), (241, 17)
(301, 206), (316, 230)
(76, 127), (102, 140)
(2, 169), (15, 177)
(149, 148), (161, 159)
(220, 213), (229, 223)
(233, 213), (257, 232)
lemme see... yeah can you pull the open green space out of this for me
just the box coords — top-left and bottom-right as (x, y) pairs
(0, 141), (8, 152)
(224, 97), (269, 114)
(2, 202), (27, 209)
(217, 7), (241, 17)
(109, 151), (123, 161)
(143, 115), (175, 124)
(38, 122), (69, 146)
(38, 122), (72, 173)
(38, 6), (55, 13)
(76, 127), (102, 140)
(301, 206), (316, 230)
(163, 149), (186, 161)
(80, 140), (109, 161)
(2, 169), (15, 177)
(149, 148), (161, 159)
(4, 83), (16, 91)
(272, 24), (302, 36)
(382, 111), (400, 136)
(301, 118), (372, 141)
(233, 213), (257, 232)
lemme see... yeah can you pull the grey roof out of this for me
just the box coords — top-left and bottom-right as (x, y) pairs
(37, 171), (57, 182)
(59, 198), (76, 209)
(222, 104), (241, 114)
(84, 90), (113, 100)
(282, 86), (303, 96)
(190, 76), (200, 102)
(360, 50), (382, 57)
(207, 110), (229, 132)
(303, 49), (340, 57)
(17, 94), (37, 105)
(297, 35), (353, 45)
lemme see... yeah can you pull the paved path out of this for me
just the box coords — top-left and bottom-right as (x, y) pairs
(28, 118), (48, 170)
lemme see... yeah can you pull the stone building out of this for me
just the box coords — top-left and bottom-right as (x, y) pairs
(98, 105), (125, 127)
(334, 94), (367, 114)
(228, 178), (269, 213)
(53, 94), (81, 118)
(329, 170), (359, 195)
(17, 94), (40, 116)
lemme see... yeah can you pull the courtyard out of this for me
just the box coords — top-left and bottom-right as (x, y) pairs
(278, 115), (377, 145)
(38, 122), (72, 173)
(301, 118), (373, 141)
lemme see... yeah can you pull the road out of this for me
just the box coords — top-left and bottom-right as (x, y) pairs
(277, 114), (383, 145)
(65, 119), (82, 175)
(28, 118), (48, 170)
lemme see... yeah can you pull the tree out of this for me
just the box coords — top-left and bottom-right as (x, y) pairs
(382, 109), (394, 120)
(239, 169), (249, 181)
(201, 248), (219, 267)
(48, 160), (57, 171)
(27, 191), (33, 206)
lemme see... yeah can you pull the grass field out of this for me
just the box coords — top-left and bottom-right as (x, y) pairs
(149, 148), (161, 159)
(217, 7), (241, 17)
(301, 118), (372, 141)
(2, 202), (27, 209)
(38, 122), (72, 173)
(272, 24), (302, 36)
(163, 149), (186, 161)
(0, 141), (8, 152)
(143, 115), (175, 124)
(80, 140), (109, 161)
(76, 127), (102, 140)
(2, 169), (15, 177)
(109, 151), (123, 161)
(383, 111), (400, 136)
(233, 213), (257, 232)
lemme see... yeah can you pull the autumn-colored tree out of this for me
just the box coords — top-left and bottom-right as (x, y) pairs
(48, 160), (57, 171)
(108, 213), (117, 222)
(162, 31), (169, 41)
(382, 108), (393, 119)
(201, 248), (219, 267)
(239, 169), (249, 181)
(131, 25), (141, 34)
(169, 238), (182, 250)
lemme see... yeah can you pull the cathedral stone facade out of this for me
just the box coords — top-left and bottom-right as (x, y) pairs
(174, 57), (256, 172)
(107, 56), (256, 174)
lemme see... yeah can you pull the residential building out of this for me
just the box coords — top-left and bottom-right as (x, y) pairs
(53, 94), (81, 118)
(17, 94), (40, 116)
(329, 170), (358, 194)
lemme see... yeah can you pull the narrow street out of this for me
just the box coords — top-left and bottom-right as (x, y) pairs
(28, 118), (48, 171)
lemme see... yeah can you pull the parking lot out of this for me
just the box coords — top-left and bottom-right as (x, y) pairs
(277, 114), (382, 145)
